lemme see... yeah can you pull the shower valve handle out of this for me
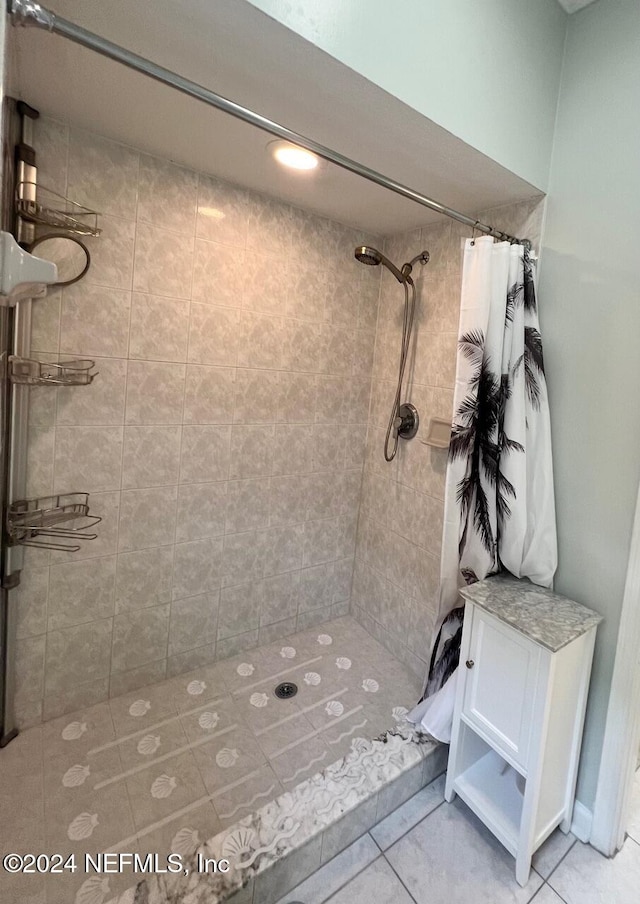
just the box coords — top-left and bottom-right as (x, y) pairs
(395, 403), (420, 441)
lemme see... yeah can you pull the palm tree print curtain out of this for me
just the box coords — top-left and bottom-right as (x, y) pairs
(408, 237), (557, 741)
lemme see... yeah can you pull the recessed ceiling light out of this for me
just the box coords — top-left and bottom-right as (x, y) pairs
(198, 206), (225, 220)
(269, 140), (319, 171)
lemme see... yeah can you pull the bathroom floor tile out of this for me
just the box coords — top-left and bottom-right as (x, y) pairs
(44, 744), (124, 797)
(125, 750), (209, 832)
(234, 686), (304, 733)
(626, 767), (640, 844)
(116, 716), (190, 770)
(274, 834), (380, 904)
(323, 855), (414, 904)
(170, 662), (230, 712)
(44, 778), (136, 853)
(386, 797), (543, 903)
(109, 684), (179, 736)
(42, 701), (117, 759)
(179, 694), (239, 741)
(211, 762), (283, 827)
(192, 725), (267, 793)
(370, 774), (446, 850)
(269, 730), (330, 783)
(135, 799), (222, 860)
(44, 862), (137, 904)
(216, 647), (283, 694)
(531, 827), (576, 879)
(547, 836), (640, 904)
(256, 710), (320, 760)
(3, 615), (431, 904)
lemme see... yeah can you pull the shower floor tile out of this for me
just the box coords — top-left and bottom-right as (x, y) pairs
(0, 615), (423, 904)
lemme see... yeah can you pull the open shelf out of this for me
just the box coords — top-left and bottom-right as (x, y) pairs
(7, 492), (101, 552)
(9, 355), (98, 386)
(452, 748), (524, 856)
(16, 182), (101, 236)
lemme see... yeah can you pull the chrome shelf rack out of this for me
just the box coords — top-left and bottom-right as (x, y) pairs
(16, 182), (101, 237)
(9, 355), (98, 386)
(7, 492), (101, 552)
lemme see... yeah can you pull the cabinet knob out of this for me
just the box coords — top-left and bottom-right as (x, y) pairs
(465, 659), (474, 669)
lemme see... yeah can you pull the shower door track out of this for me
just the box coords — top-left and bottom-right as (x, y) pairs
(9, 0), (530, 247)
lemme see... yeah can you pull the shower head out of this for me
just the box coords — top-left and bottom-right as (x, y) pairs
(354, 245), (382, 267)
(354, 246), (405, 283)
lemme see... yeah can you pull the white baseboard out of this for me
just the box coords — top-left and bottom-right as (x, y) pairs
(571, 799), (593, 842)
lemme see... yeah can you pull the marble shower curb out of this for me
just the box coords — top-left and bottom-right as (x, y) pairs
(104, 721), (447, 904)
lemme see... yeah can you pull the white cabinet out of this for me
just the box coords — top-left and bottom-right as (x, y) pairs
(445, 576), (601, 886)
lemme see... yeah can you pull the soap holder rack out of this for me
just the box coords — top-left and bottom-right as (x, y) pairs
(420, 416), (452, 449)
(7, 492), (101, 552)
(16, 182), (101, 237)
(9, 355), (98, 386)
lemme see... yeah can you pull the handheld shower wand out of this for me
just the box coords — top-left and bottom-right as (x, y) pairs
(354, 246), (429, 461)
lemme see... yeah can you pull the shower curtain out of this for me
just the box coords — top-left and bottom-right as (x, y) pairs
(408, 236), (557, 741)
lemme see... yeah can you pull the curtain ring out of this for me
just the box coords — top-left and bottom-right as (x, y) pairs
(470, 221), (480, 246)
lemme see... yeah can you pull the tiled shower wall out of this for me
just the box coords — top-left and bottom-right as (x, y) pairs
(13, 117), (381, 727)
(352, 199), (545, 678)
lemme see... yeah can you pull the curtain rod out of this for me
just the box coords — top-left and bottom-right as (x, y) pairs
(10, 0), (531, 247)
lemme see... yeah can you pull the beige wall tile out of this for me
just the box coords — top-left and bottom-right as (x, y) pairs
(48, 555), (116, 630)
(234, 368), (280, 424)
(60, 284), (131, 358)
(180, 425), (231, 483)
(137, 154), (198, 235)
(168, 592), (219, 656)
(44, 618), (113, 694)
(218, 584), (261, 639)
(115, 546), (173, 612)
(196, 174), (249, 247)
(172, 538), (223, 600)
(129, 293), (190, 362)
(53, 426), (123, 493)
(111, 604), (170, 673)
(222, 530), (267, 589)
(31, 288), (61, 354)
(118, 486), (178, 551)
(225, 478), (270, 533)
(133, 223), (194, 298)
(124, 361), (185, 425)
(238, 311), (285, 370)
(188, 302), (240, 366)
(229, 425), (274, 479)
(56, 356), (127, 426)
(122, 425), (181, 488)
(67, 127), (139, 219)
(192, 239), (245, 306)
(83, 214), (136, 290)
(183, 365), (235, 424)
(33, 116), (68, 195)
(176, 482), (226, 542)
(14, 566), (49, 640)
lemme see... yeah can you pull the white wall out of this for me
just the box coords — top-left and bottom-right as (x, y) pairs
(247, 0), (567, 190)
(538, 0), (640, 809)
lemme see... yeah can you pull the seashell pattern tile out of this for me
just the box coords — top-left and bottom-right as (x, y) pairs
(62, 720), (87, 740)
(4, 614), (433, 904)
(150, 773), (178, 799)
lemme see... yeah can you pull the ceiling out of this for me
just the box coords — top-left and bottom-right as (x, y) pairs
(10, 0), (543, 235)
(556, 0), (599, 13)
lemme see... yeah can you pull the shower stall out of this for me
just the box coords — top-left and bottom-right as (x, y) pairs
(0, 3), (547, 904)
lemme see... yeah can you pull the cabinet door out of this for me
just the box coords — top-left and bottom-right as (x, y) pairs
(462, 609), (541, 771)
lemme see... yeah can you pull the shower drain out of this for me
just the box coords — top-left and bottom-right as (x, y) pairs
(274, 681), (298, 699)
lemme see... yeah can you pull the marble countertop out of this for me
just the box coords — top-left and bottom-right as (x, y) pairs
(460, 573), (602, 652)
